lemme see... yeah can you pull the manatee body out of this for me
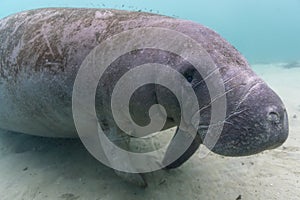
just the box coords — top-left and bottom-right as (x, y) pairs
(0, 8), (288, 186)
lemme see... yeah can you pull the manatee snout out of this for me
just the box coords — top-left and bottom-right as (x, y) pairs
(209, 82), (289, 156)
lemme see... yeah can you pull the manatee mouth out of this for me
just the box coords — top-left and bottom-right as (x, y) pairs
(209, 96), (289, 156)
(208, 109), (288, 157)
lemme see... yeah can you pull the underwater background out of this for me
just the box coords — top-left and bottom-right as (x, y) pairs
(0, 1), (299, 200)
(1, 0), (300, 64)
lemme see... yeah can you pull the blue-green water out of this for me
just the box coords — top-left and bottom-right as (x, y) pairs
(0, 2), (299, 199)
(0, 0), (299, 64)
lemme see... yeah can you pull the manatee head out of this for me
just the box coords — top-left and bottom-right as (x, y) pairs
(155, 52), (289, 168)
(189, 65), (289, 157)
(209, 77), (289, 156)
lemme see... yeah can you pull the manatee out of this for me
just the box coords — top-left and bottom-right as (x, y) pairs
(0, 8), (289, 187)
(282, 61), (300, 69)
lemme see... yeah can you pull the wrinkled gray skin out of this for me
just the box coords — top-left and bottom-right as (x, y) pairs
(0, 8), (289, 187)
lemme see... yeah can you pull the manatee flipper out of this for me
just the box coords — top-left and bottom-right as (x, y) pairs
(162, 127), (202, 169)
(103, 127), (147, 187)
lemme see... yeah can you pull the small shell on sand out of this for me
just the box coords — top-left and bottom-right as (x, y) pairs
(293, 114), (297, 119)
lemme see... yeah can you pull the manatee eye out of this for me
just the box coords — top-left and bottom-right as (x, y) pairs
(186, 75), (193, 83)
(184, 66), (196, 83)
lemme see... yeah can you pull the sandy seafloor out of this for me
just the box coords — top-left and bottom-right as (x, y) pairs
(0, 63), (299, 200)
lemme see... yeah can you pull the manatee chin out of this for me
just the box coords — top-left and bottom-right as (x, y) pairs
(201, 82), (289, 157)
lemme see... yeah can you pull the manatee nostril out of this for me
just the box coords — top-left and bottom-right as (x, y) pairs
(267, 111), (280, 124)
